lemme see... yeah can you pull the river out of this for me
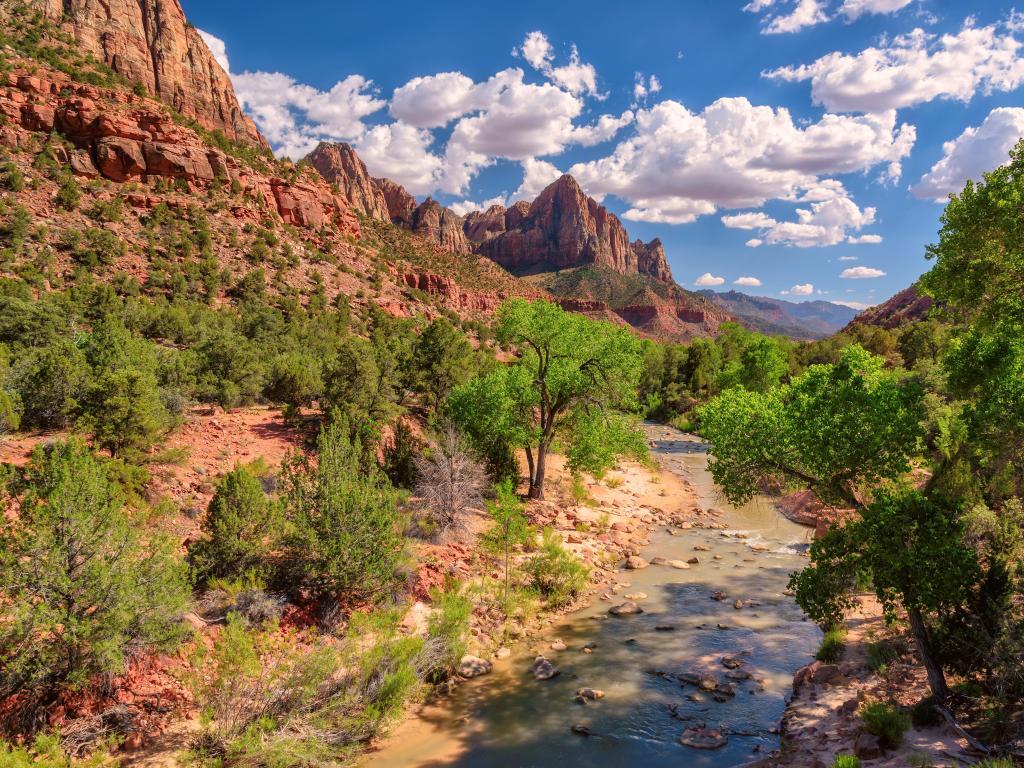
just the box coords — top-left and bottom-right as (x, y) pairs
(365, 425), (820, 768)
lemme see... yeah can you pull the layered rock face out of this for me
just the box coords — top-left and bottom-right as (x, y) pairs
(28, 0), (265, 147)
(373, 177), (417, 226)
(306, 142), (390, 222)
(410, 198), (470, 254)
(0, 72), (358, 235)
(469, 176), (672, 283)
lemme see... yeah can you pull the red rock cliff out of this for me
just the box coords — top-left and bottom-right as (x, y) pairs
(28, 0), (266, 147)
(306, 142), (390, 222)
(471, 175), (672, 283)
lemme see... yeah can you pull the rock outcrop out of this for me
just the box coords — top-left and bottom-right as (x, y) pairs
(306, 142), (390, 222)
(0, 72), (358, 237)
(470, 175), (673, 283)
(410, 198), (470, 254)
(29, 0), (266, 147)
(373, 177), (417, 226)
(845, 284), (932, 330)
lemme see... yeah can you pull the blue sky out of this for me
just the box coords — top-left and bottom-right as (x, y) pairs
(183, 0), (1024, 309)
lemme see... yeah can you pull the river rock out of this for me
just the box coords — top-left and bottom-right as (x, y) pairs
(494, 647), (511, 659)
(571, 724), (592, 736)
(550, 639), (567, 651)
(680, 727), (728, 749)
(655, 624), (676, 631)
(721, 655), (742, 669)
(688, 557), (700, 564)
(609, 601), (644, 616)
(532, 655), (560, 680)
(624, 592), (647, 600)
(576, 687), (605, 701)
(667, 559), (690, 569)
(459, 655), (492, 678)
(650, 556), (669, 566)
(711, 590), (728, 601)
(698, 676), (718, 691)
(694, 544), (710, 551)
(625, 556), (649, 570)
(733, 599), (744, 609)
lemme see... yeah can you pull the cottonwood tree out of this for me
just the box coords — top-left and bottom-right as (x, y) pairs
(697, 346), (980, 703)
(448, 299), (645, 500)
(413, 422), (486, 539)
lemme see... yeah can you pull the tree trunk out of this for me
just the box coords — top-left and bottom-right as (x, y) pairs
(908, 607), (950, 702)
(528, 443), (547, 500)
(525, 445), (536, 494)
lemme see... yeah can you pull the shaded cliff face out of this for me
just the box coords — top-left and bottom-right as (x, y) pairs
(28, 0), (266, 147)
(410, 198), (470, 254)
(372, 177), (417, 226)
(306, 142), (390, 222)
(469, 175), (672, 283)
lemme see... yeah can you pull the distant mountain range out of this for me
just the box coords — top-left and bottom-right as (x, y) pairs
(697, 290), (862, 339)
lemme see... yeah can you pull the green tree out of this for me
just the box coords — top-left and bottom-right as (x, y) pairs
(455, 299), (644, 499)
(411, 317), (475, 409)
(480, 480), (533, 610)
(281, 416), (404, 603)
(266, 351), (323, 409)
(0, 440), (189, 707)
(9, 338), (89, 429)
(84, 366), (169, 457)
(698, 345), (923, 508)
(737, 336), (789, 392)
(790, 488), (979, 701)
(188, 464), (283, 583)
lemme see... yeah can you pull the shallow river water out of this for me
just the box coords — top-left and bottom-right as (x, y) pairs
(364, 425), (820, 768)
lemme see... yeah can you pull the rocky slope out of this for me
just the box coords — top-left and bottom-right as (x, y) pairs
(306, 141), (390, 222)
(25, 0), (266, 147)
(469, 175), (673, 283)
(698, 290), (860, 339)
(846, 284), (933, 330)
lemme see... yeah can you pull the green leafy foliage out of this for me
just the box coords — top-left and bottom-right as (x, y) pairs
(481, 480), (534, 611)
(450, 299), (644, 499)
(817, 626), (846, 663)
(859, 701), (911, 748)
(0, 440), (189, 709)
(281, 417), (404, 602)
(526, 527), (589, 609)
(698, 345), (924, 508)
(188, 464), (283, 584)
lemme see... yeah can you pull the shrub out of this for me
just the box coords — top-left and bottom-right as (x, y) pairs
(281, 417), (404, 603)
(859, 701), (911, 748)
(866, 640), (900, 674)
(0, 440), (189, 718)
(266, 351), (322, 408)
(383, 418), (420, 490)
(413, 422), (485, 538)
(421, 587), (472, 683)
(188, 465), (283, 584)
(0, 732), (118, 767)
(974, 760), (1015, 768)
(817, 625), (846, 662)
(0, 160), (24, 192)
(9, 338), (89, 429)
(830, 756), (861, 768)
(527, 527), (589, 609)
(82, 366), (170, 458)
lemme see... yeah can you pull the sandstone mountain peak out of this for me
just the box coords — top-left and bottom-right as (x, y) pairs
(28, 0), (266, 148)
(470, 174), (673, 283)
(307, 142), (390, 222)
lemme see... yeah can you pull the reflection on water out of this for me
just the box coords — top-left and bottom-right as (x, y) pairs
(364, 426), (820, 768)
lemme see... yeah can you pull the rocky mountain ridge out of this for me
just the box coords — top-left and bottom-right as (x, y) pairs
(697, 290), (861, 339)
(26, 0), (266, 147)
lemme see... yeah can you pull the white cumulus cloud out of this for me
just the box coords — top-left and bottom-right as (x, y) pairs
(569, 97), (913, 227)
(734, 276), (763, 286)
(722, 186), (879, 247)
(790, 283), (815, 295)
(515, 31), (603, 97)
(515, 158), (563, 199)
(695, 272), (726, 286)
(913, 107), (1024, 200)
(841, 266), (887, 278)
(765, 21), (1024, 113)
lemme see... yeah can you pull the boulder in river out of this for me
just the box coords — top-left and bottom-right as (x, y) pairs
(459, 655), (492, 678)
(571, 724), (592, 736)
(667, 559), (690, 569)
(532, 655), (560, 680)
(576, 687), (605, 701)
(608, 601), (644, 616)
(680, 727), (728, 749)
(625, 556), (649, 570)
(711, 590), (728, 601)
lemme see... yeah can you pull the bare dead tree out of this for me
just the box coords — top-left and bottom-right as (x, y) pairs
(414, 422), (486, 539)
